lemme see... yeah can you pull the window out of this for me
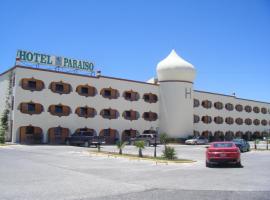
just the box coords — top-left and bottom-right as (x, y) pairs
(201, 116), (212, 124)
(48, 104), (71, 117)
(143, 111), (158, 121)
(244, 105), (252, 113)
(100, 108), (118, 119)
(225, 117), (234, 125)
(194, 115), (200, 123)
(225, 103), (234, 111)
(253, 107), (260, 114)
(26, 126), (34, 134)
(21, 78), (44, 91)
(261, 119), (267, 126)
(214, 116), (223, 124)
(100, 87), (119, 99)
(28, 103), (35, 112)
(55, 84), (64, 92)
(261, 107), (267, 114)
(28, 81), (36, 89)
(245, 118), (252, 125)
(123, 110), (139, 120)
(194, 99), (200, 107)
(202, 100), (212, 109)
(80, 107), (87, 116)
(253, 119), (260, 126)
(104, 89), (111, 97)
(143, 93), (158, 103)
(235, 118), (243, 125)
(76, 85), (96, 97)
(54, 127), (62, 135)
(123, 90), (139, 101)
(50, 81), (71, 94)
(55, 106), (63, 113)
(214, 102), (223, 110)
(235, 104), (243, 112)
(20, 102), (43, 115)
(75, 107), (96, 118)
(82, 87), (90, 95)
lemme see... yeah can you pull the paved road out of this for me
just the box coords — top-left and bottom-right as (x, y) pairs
(0, 144), (269, 200)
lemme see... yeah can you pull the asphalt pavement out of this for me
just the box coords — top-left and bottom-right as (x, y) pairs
(0, 144), (269, 200)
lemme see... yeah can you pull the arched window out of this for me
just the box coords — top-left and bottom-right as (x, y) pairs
(261, 107), (267, 114)
(214, 102), (223, 110)
(21, 78), (45, 91)
(235, 118), (243, 125)
(261, 119), (267, 126)
(75, 106), (96, 118)
(123, 90), (139, 101)
(244, 105), (252, 113)
(253, 119), (260, 126)
(193, 115), (200, 123)
(19, 125), (43, 144)
(253, 107), (260, 114)
(143, 93), (158, 103)
(76, 84), (96, 97)
(202, 100), (212, 109)
(48, 104), (71, 117)
(19, 102), (43, 115)
(50, 81), (72, 94)
(100, 87), (119, 99)
(225, 117), (234, 125)
(100, 108), (119, 119)
(225, 103), (234, 111)
(201, 116), (212, 124)
(48, 126), (69, 144)
(193, 99), (200, 108)
(245, 118), (252, 125)
(214, 116), (223, 124)
(235, 104), (243, 112)
(122, 110), (140, 121)
(143, 111), (158, 121)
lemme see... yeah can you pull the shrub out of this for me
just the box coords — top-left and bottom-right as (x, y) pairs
(162, 146), (177, 160)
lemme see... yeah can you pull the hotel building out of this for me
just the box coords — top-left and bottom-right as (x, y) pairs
(0, 50), (269, 144)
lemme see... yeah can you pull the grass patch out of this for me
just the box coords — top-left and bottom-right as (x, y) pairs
(88, 150), (195, 164)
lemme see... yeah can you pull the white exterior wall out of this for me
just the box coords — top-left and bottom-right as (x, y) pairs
(12, 67), (159, 143)
(0, 72), (9, 115)
(193, 91), (270, 135)
(159, 82), (194, 138)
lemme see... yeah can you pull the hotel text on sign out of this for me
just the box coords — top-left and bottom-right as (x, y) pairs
(16, 50), (94, 72)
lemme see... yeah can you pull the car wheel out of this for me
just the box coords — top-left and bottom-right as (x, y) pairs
(65, 140), (70, 145)
(206, 161), (211, 168)
(84, 141), (89, 147)
(236, 161), (242, 167)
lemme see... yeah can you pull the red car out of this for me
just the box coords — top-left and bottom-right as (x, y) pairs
(206, 142), (241, 167)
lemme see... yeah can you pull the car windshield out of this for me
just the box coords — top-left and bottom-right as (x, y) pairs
(233, 139), (243, 143)
(213, 143), (233, 148)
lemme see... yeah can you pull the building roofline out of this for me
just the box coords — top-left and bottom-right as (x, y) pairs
(1, 65), (158, 86)
(194, 90), (270, 105)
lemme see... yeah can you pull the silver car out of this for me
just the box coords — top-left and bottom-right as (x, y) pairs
(130, 134), (160, 146)
(185, 137), (208, 145)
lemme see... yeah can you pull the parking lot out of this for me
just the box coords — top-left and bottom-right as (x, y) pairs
(0, 144), (270, 200)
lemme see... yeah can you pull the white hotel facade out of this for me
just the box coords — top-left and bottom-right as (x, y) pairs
(0, 50), (270, 144)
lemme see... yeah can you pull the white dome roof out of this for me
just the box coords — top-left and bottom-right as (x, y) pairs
(156, 49), (196, 82)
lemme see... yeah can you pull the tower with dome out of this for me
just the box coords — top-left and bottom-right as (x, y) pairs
(157, 49), (196, 138)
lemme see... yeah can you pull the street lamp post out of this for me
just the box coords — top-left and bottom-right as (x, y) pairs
(153, 127), (159, 158)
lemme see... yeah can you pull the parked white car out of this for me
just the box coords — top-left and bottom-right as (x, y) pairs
(185, 137), (208, 145)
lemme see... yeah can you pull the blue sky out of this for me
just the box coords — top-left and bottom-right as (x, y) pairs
(1, 0), (269, 102)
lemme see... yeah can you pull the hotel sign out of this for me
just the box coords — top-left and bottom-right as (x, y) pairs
(16, 50), (94, 72)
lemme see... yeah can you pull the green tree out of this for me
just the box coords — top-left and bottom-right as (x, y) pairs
(0, 109), (9, 144)
(116, 141), (127, 155)
(162, 146), (177, 160)
(134, 141), (145, 157)
(160, 132), (168, 147)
